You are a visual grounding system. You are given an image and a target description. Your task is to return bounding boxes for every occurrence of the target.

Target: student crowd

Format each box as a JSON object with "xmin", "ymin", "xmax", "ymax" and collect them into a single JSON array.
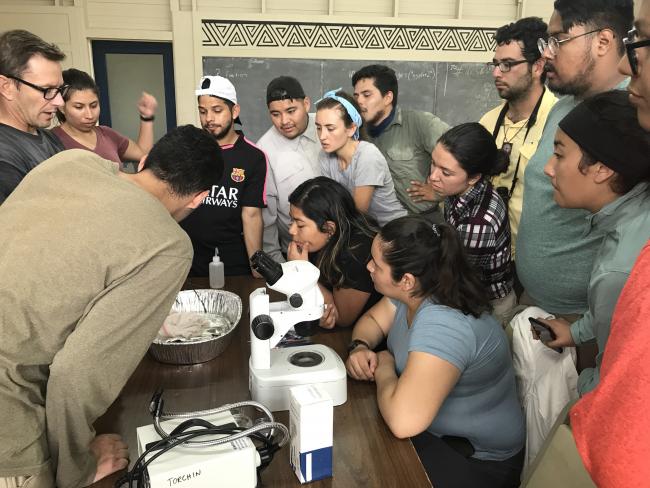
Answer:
[{"xmin": 1, "ymin": 0, "xmax": 649, "ymax": 486}]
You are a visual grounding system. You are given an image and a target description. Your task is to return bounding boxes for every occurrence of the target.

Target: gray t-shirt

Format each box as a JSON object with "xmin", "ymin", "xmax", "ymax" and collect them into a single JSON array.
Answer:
[
  {"xmin": 387, "ymin": 298, "xmax": 525, "ymax": 461},
  {"xmin": 0, "ymin": 123, "xmax": 63, "ymax": 204},
  {"xmin": 319, "ymin": 141, "xmax": 406, "ymax": 226}
]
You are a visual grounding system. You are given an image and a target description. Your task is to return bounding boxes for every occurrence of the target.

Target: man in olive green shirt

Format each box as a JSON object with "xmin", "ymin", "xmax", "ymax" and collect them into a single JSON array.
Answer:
[
  {"xmin": 0, "ymin": 126, "xmax": 223, "ymax": 487},
  {"xmin": 352, "ymin": 64, "xmax": 449, "ymax": 219}
]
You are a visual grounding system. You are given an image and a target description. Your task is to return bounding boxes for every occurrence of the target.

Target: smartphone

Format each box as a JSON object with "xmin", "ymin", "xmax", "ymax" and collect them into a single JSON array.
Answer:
[{"xmin": 529, "ymin": 317, "xmax": 563, "ymax": 353}]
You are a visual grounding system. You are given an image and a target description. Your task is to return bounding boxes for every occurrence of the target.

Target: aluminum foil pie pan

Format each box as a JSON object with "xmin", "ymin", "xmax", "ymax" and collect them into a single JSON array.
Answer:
[{"xmin": 149, "ymin": 289, "xmax": 242, "ymax": 365}]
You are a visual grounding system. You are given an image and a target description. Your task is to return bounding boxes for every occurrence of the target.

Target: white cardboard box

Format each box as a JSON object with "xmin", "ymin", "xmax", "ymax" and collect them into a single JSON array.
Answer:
[
  {"xmin": 136, "ymin": 411, "xmax": 259, "ymax": 488},
  {"xmin": 289, "ymin": 384, "xmax": 333, "ymax": 483}
]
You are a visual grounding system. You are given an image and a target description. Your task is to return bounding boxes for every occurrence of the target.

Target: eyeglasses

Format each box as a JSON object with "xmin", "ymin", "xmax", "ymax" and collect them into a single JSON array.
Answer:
[
  {"xmin": 624, "ymin": 28, "xmax": 650, "ymax": 75},
  {"xmin": 537, "ymin": 29, "xmax": 603, "ymax": 57},
  {"xmin": 6, "ymin": 75, "xmax": 69, "ymax": 100},
  {"xmin": 486, "ymin": 59, "xmax": 528, "ymax": 73}
]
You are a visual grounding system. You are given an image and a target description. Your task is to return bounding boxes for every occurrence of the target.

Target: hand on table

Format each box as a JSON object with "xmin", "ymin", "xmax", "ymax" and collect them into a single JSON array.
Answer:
[
  {"xmin": 320, "ymin": 302, "xmax": 339, "ymax": 329},
  {"xmin": 318, "ymin": 286, "xmax": 338, "ymax": 329},
  {"xmin": 346, "ymin": 346, "xmax": 377, "ymax": 381},
  {"xmin": 90, "ymin": 433, "xmax": 129, "ymax": 483}
]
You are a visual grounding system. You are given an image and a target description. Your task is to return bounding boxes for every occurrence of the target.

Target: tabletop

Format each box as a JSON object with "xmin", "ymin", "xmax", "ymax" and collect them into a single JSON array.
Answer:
[{"xmin": 93, "ymin": 275, "xmax": 431, "ymax": 487}]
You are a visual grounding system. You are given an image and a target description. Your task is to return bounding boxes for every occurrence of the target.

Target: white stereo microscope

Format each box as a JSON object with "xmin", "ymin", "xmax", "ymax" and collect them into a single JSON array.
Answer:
[{"xmin": 248, "ymin": 251, "xmax": 347, "ymax": 411}]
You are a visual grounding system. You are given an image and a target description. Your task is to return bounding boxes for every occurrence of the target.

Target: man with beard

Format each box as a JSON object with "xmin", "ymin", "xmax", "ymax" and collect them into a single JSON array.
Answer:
[
  {"xmin": 480, "ymin": 17, "xmax": 557, "ymax": 259},
  {"xmin": 257, "ymin": 76, "xmax": 320, "ymax": 262},
  {"xmin": 352, "ymin": 64, "xmax": 449, "ymax": 220},
  {"xmin": 181, "ymin": 75, "xmax": 267, "ymax": 277},
  {"xmin": 515, "ymin": 0, "xmax": 633, "ymax": 322}
]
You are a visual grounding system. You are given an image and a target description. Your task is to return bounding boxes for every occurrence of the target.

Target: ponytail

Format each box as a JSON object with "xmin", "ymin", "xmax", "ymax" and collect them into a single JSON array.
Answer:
[
  {"xmin": 437, "ymin": 122, "xmax": 507, "ymax": 178},
  {"xmin": 379, "ymin": 216, "xmax": 491, "ymax": 317}
]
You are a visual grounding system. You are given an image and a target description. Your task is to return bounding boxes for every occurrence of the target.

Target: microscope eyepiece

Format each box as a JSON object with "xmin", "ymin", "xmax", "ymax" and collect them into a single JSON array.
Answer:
[{"xmin": 250, "ymin": 250, "xmax": 283, "ymax": 285}]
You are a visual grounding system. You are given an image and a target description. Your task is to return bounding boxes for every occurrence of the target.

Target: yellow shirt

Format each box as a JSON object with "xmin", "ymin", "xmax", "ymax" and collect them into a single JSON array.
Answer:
[{"xmin": 479, "ymin": 88, "xmax": 557, "ymax": 259}]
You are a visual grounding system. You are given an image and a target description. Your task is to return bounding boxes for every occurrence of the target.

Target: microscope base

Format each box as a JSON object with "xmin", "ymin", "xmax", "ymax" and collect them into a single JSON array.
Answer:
[{"xmin": 250, "ymin": 344, "xmax": 347, "ymax": 411}]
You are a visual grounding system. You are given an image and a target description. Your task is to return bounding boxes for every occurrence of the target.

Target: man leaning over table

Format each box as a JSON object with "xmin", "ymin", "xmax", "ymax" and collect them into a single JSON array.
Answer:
[{"xmin": 0, "ymin": 125, "xmax": 223, "ymax": 487}]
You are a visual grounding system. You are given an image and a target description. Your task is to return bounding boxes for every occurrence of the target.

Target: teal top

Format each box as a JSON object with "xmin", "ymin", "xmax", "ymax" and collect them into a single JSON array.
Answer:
[
  {"xmin": 570, "ymin": 183, "xmax": 650, "ymax": 394},
  {"xmin": 516, "ymin": 82, "xmax": 628, "ymax": 314},
  {"xmin": 387, "ymin": 298, "xmax": 525, "ymax": 461}
]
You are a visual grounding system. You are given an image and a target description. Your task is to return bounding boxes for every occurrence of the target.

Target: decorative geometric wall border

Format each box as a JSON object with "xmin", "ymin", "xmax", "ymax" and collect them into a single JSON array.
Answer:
[{"xmin": 202, "ymin": 20, "xmax": 496, "ymax": 52}]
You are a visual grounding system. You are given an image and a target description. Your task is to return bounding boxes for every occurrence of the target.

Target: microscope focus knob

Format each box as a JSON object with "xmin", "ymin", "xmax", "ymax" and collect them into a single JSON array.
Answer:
[
  {"xmin": 289, "ymin": 293, "xmax": 303, "ymax": 308},
  {"xmin": 252, "ymin": 314, "xmax": 274, "ymax": 340}
]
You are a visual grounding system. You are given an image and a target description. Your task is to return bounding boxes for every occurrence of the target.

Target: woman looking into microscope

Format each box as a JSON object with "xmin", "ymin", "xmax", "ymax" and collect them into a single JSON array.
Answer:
[{"xmin": 287, "ymin": 176, "xmax": 381, "ymax": 328}]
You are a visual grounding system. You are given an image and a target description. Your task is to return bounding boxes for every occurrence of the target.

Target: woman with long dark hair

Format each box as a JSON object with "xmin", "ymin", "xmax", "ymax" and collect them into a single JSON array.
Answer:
[
  {"xmin": 346, "ymin": 216, "xmax": 524, "ymax": 487},
  {"xmin": 426, "ymin": 122, "xmax": 514, "ymax": 323},
  {"xmin": 288, "ymin": 176, "xmax": 381, "ymax": 328},
  {"xmin": 52, "ymin": 68, "xmax": 157, "ymax": 166}
]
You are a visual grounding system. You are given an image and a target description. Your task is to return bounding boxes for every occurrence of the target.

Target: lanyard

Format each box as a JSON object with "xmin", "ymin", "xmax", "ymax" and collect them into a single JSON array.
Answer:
[{"xmin": 492, "ymin": 87, "xmax": 546, "ymax": 198}]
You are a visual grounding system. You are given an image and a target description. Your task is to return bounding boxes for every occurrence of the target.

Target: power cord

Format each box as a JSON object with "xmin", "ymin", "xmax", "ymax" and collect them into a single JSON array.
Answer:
[{"xmin": 115, "ymin": 389, "xmax": 289, "ymax": 487}]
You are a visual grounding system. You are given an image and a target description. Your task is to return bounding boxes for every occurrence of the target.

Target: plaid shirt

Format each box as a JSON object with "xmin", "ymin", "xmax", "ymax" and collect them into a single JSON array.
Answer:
[{"xmin": 444, "ymin": 178, "xmax": 513, "ymax": 299}]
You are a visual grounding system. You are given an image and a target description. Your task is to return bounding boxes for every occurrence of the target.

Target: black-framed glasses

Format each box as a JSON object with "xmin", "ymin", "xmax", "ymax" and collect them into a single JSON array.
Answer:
[
  {"xmin": 486, "ymin": 59, "xmax": 528, "ymax": 73},
  {"xmin": 6, "ymin": 75, "xmax": 69, "ymax": 100},
  {"xmin": 537, "ymin": 29, "xmax": 603, "ymax": 57},
  {"xmin": 624, "ymin": 28, "xmax": 650, "ymax": 75}
]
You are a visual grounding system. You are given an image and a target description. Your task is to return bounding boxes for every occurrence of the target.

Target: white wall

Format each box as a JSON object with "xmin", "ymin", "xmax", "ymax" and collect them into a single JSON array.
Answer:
[
  {"xmin": 0, "ymin": 0, "xmax": 555, "ymax": 125},
  {"xmin": 105, "ymin": 53, "xmax": 168, "ymax": 141}
]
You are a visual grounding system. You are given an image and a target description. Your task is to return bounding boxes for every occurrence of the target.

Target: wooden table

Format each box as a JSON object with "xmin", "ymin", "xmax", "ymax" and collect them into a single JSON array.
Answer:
[{"xmin": 94, "ymin": 276, "xmax": 431, "ymax": 487}]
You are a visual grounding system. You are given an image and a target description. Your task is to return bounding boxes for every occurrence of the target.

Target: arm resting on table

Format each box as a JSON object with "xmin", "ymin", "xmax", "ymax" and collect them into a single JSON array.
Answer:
[{"xmin": 375, "ymin": 351, "xmax": 460, "ymax": 439}]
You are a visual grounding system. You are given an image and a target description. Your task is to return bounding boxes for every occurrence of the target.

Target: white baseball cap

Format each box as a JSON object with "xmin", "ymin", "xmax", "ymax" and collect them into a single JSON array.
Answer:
[{"xmin": 195, "ymin": 75, "xmax": 238, "ymax": 104}]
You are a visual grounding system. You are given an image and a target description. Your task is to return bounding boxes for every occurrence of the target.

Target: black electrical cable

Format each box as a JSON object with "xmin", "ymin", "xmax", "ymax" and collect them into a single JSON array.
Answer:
[
  {"xmin": 115, "ymin": 389, "xmax": 285, "ymax": 487},
  {"xmin": 117, "ymin": 427, "xmax": 237, "ymax": 487},
  {"xmin": 115, "ymin": 424, "xmax": 284, "ymax": 487}
]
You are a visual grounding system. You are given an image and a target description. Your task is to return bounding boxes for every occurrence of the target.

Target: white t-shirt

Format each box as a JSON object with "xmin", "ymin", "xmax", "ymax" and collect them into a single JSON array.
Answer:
[{"xmin": 257, "ymin": 113, "xmax": 320, "ymax": 261}]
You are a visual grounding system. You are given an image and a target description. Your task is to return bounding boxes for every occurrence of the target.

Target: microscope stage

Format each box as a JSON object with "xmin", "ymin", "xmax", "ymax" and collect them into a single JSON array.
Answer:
[{"xmin": 249, "ymin": 344, "xmax": 347, "ymax": 411}]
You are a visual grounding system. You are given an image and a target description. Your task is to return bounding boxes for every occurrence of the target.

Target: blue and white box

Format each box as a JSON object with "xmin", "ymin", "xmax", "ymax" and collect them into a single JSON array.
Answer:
[{"xmin": 289, "ymin": 384, "xmax": 333, "ymax": 483}]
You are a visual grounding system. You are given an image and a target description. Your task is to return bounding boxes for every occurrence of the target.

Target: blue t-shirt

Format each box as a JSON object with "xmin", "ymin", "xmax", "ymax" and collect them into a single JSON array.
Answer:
[{"xmin": 387, "ymin": 298, "xmax": 525, "ymax": 461}]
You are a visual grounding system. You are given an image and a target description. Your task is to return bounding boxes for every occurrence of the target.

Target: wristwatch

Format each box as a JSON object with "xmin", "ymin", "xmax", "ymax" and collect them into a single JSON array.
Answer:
[{"xmin": 347, "ymin": 338, "xmax": 370, "ymax": 354}]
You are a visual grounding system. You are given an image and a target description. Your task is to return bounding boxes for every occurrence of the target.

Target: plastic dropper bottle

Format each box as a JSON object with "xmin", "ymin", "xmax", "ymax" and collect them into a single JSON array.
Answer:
[{"xmin": 209, "ymin": 247, "xmax": 225, "ymax": 289}]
